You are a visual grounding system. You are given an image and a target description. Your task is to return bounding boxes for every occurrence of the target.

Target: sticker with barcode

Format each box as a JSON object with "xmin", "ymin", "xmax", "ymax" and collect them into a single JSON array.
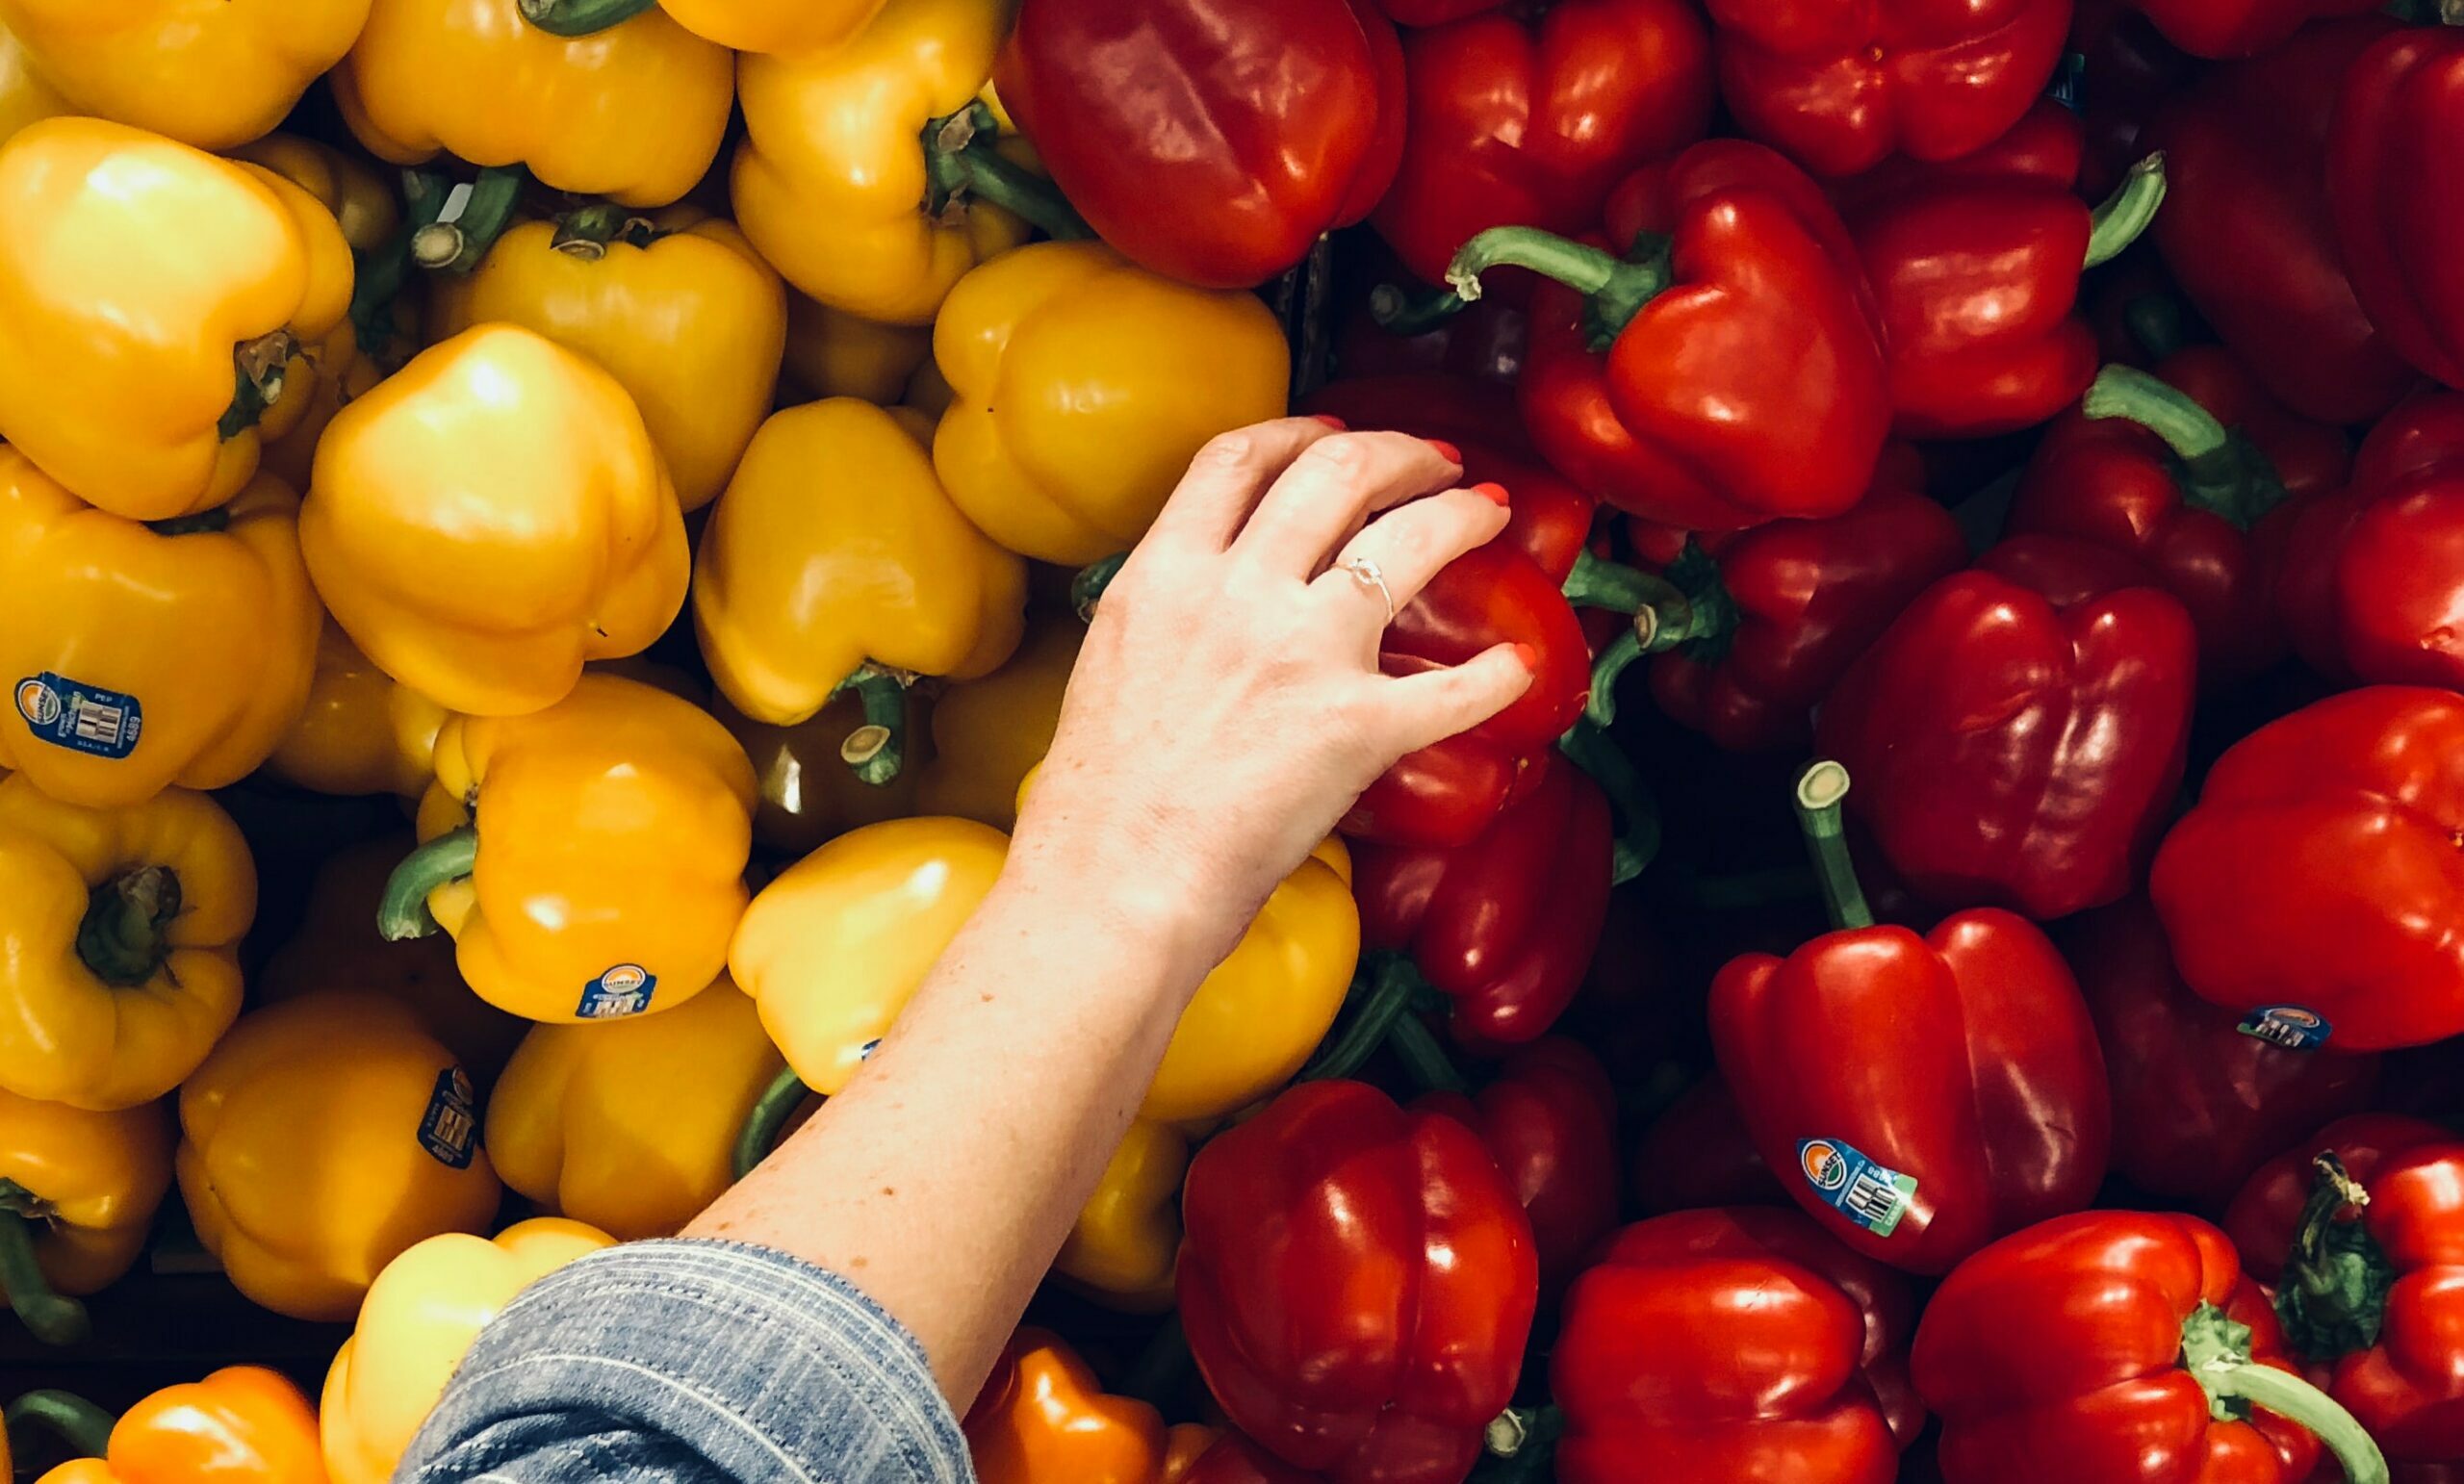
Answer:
[
  {"xmin": 1798, "ymin": 1137, "xmax": 1916, "ymax": 1238},
  {"xmin": 2237, "ymin": 1005, "xmax": 2330, "ymax": 1051},
  {"xmin": 577, "ymin": 962, "xmax": 656, "ymax": 1019},
  {"xmin": 418, "ymin": 1067, "xmax": 479, "ymax": 1168},
  {"xmin": 14, "ymin": 673, "xmax": 141, "ymax": 759}
]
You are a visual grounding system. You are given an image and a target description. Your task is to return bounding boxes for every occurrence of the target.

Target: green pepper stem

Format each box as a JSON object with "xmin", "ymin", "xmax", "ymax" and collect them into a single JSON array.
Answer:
[
  {"xmin": 1560, "ymin": 549, "xmax": 1657, "ymax": 614},
  {"xmin": 2083, "ymin": 152, "xmax": 2168, "ymax": 269},
  {"xmin": 1471, "ymin": 1406, "xmax": 1564, "ymax": 1484},
  {"xmin": 732, "ymin": 1065, "xmax": 812, "ymax": 1182},
  {"xmin": 1585, "ymin": 629, "xmax": 1641, "ymax": 729},
  {"xmin": 550, "ymin": 202, "xmax": 639, "ymax": 259},
  {"xmin": 1386, "ymin": 1012, "xmax": 1468, "ymax": 1095},
  {"xmin": 1446, "ymin": 227, "xmax": 1671, "ymax": 341},
  {"xmin": 1071, "ymin": 551, "xmax": 1129, "ymax": 623},
  {"xmin": 1560, "ymin": 721, "xmax": 1658, "ymax": 885},
  {"xmin": 2179, "ymin": 1301, "xmax": 2386, "ymax": 1484},
  {"xmin": 0, "ymin": 1188, "xmax": 90, "ymax": 1348},
  {"xmin": 218, "ymin": 331, "xmax": 298, "ymax": 441},
  {"xmin": 1298, "ymin": 956, "xmax": 1424, "ymax": 1083},
  {"xmin": 5, "ymin": 1388, "xmax": 116, "ymax": 1458},
  {"xmin": 1369, "ymin": 282, "xmax": 1471, "ymax": 338},
  {"xmin": 2080, "ymin": 365, "xmax": 2286, "ymax": 531},
  {"xmin": 1793, "ymin": 760, "xmax": 1874, "ymax": 931},
  {"xmin": 74, "ymin": 866, "xmax": 179, "ymax": 987},
  {"xmin": 923, "ymin": 104, "xmax": 1091, "ymax": 243},
  {"xmin": 408, "ymin": 167, "xmax": 526, "ymax": 275},
  {"xmin": 517, "ymin": 0, "xmax": 658, "ymax": 36},
  {"xmin": 144, "ymin": 507, "xmax": 232, "ymax": 537},
  {"xmin": 831, "ymin": 666, "xmax": 913, "ymax": 787},
  {"xmin": 378, "ymin": 826, "xmax": 477, "ymax": 941}
]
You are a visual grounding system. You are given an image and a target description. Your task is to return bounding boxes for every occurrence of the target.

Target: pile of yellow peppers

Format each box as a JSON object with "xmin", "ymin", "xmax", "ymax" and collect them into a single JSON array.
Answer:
[{"xmin": 0, "ymin": 0, "xmax": 1342, "ymax": 1468}]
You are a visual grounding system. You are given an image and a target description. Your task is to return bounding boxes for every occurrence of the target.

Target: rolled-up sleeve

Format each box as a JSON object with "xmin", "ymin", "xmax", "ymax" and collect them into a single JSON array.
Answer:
[{"xmin": 400, "ymin": 1240, "xmax": 970, "ymax": 1484}]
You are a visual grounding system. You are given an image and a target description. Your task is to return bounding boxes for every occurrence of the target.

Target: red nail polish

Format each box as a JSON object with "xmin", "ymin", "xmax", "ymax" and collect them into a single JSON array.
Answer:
[
  {"xmin": 1425, "ymin": 438, "xmax": 1463, "ymax": 464},
  {"xmin": 1308, "ymin": 414, "xmax": 1348, "ymax": 429},
  {"xmin": 1470, "ymin": 481, "xmax": 1510, "ymax": 507},
  {"xmin": 1511, "ymin": 643, "xmax": 1537, "ymax": 672}
]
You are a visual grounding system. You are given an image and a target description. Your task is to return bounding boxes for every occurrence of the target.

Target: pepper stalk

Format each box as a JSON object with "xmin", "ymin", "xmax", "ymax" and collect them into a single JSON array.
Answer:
[
  {"xmin": 0, "ymin": 1185, "xmax": 89, "ymax": 1347},
  {"xmin": 1793, "ymin": 759, "xmax": 1875, "ymax": 932},
  {"xmin": 5, "ymin": 1389, "xmax": 116, "ymax": 1459},
  {"xmin": 2178, "ymin": 1301, "xmax": 2387, "ymax": 1484},
  {"xmin": 2079, "ymin": 365, "xmax": 2290, "ymax": 531}
]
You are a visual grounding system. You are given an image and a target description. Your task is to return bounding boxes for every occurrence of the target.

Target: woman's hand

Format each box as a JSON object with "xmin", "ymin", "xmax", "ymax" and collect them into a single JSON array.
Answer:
[{"xmin": 1014, "ymin": 416, "xmax": 1534, "ymax": 967}]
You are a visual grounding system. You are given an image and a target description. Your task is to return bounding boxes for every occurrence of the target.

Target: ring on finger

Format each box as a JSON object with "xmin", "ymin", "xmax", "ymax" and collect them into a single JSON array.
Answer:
[{"xmin": 1343, "ymin": 556, "xmax": 1396, "ymax": 625}]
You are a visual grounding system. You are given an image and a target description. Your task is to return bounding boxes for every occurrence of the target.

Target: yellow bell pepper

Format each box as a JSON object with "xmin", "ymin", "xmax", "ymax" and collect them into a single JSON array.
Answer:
[
  {"xmin": 1054, "ymin": 1119, "xmax": 1184, "ymax": 1313},
  {"xmin": 0, "ymin": 451, "xmax": 320, "ymax": 809},
  {"xmin": 336, "ymin": 0, "xmax": 731, "ymax": 208},
  {"xmin": 518, "ymin": 0, "xmax": 886, "ymax": 57},
  {"xmin": 229, "ymin": 134, "xmax": 403, "ymax": 256},
  {"xmin": 0, "ymin": 778, "xmax": 253, "ymax": 1112},
  {"xmin": 487, "ymin": 976, "xmax": 783, "ymax": 1240},
  {"xmin": 694, "ymin": 397, "xmax": 1025, "ymax": 784},
  {"xmin": 783, "ymin": 294, "xmax": 935, "ymax": 406},
  {"xmin": 913, "ymin": 615, "xmax": 1080, "ymax": 832},
  {"xmin": 260, "ymin": 836, "xmax": 526, "ymax": 1084},
  {"xmin": 0, "ymin": 17, "xmax": 67, "ymax": 150},
  {"xmin": 0, "ymin": 0, "xmax": 368, "ymax": 151},
  {"xmin": 298, "ymin": 322, "xmax": 690, "ymax": 718},
  {"xmin": 717, "ymin": 689, "xmax": 924, "ymax": 858},
  {"xmin": 177, "ymin": 989, "xmax": 502, "ymax": 1321},
  {"xmin": 732, "ymin": 0, "xmax": 1063, "ymax": 325},
  {"xmin": 385, "ymin": 673, "xmax": 757, "ymax": 1025},
  {"xmin": 429, "ymin": 207, "xmax": 786, "ymax": 513},
  {"xmin": 263, "ymin": 623, "xmax": 448, "ymax": 799},
  {"xmin": 0, "ymin": 1089, "xmax": 173, "ymax": 1345},
  {"xmin": 258, "ymin": 304, "xmax": 410, "ymax": 495},
  {"xmin": 0, "ymin": 118, "xmax": 354, "ymax": 523},
  {"xmin": 934, "ymin": 240, "xmax": 1292, "ymax": 564},
  {"xmin": 321, "ymin": 1216, "xmax": 615, "ymax": 1484}
]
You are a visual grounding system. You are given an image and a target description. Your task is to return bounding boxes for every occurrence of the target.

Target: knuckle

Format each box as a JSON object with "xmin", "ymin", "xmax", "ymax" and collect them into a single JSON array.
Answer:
[{"xmin": 1191, "ymin": 430, "xmax": 1259, "ymax": 472}]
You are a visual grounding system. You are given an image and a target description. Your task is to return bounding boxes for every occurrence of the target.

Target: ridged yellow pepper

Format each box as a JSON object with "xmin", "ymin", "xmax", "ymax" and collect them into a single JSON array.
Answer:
[
  {"xmin": 934, "ymin": 240, "xmax": 1292, "ymax": 564},
  {"xmin": 1054, "ymin": 1119, "xmax": 1184, "ymax": 1313},
  {"xmin": 258, "ymin": 310, "xmax": 404, "ymax": 495},
  {"xmin": 717, "ymin": 690, "xmax": 924, "ymax": 858},
  {"xmin": 0, "ymin": 1089, "xmax": 173, "ymax": 1346},
  {"xmin": 321, "ymin": 1216, "xmax": 615, "ymax": 1484},
  {"xmin": 0, "ymin": 18, "xmax": 67, "ymax": 150},
  {"xmin": 0, "ymin": 779, "xmax": 252, "ymax": 1112},
  {"xmin": 517, "ymin": 0, "xmax": 886, "ymax": 57},
  {"xmin": 263, "ymin": 624, "xmax": 448, "ymax": 799},
  {"xmin": 299, "ymin": 322, "xmax": 689, "ymax": 718},
  {"xmin": 694, "ymin": 397, "xmax": 1025, "ymax": 784},
  {"xmin": 177, "ymin": 990, "xmax": 502, "ymax": 1321},
  {"xmin": 0, "ymin": 0, "xmax": 369, "ymax": 151},
  {"xmin": 732, "ymin": 0, "xmax": 1047, "ymax": 324},
  {"xmin": 0, "ymin": 118, "xmax": 354, "ymax": 523},
  {"xmin": 783, "ymin": 294, "xmax": 935, "ymax": 405},
  {"xmin": 229, "ymin": 134, "xmax": 403, "ymax": 255},
  {"xmin": 913, "ymin": 615, "xmax": 1079, "ymax": 832},
  {"xmin": 0, "ymin": 452, "xmax": 319, "ymax": 809},
  {"xmin": 386, "ymin": 673, "xmax": 757, "ymax": 1025},
  {"xmin": 430, "ymin": 207, "xmax": 786, "ymax": 512},
  {"xmin": 336, "ymin": 0, "xmax": 730, "ymax": 208}
]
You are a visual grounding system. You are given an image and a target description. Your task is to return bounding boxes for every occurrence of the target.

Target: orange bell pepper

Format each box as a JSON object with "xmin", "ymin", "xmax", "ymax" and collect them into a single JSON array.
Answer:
[
  {"xmin": 5, "ymin": 1367, "xmax": 325, "ymax": 1484},
  {"xmin": 965, "ymin": 1328, "xmax": 1220, "ymax": 1484}
]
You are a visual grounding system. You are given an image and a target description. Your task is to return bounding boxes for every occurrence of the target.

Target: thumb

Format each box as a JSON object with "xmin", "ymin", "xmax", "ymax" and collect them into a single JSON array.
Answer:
[{"xmin": 1376, "ymin": 644, "xmax": 1537, "ymax": 757}]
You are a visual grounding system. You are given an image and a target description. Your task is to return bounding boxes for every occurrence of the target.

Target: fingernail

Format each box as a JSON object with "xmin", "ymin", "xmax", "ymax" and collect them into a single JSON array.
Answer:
[
  {"xmin": 1425, "ymin": 438, "xmax": 1462, "ymax": 464},
  {"xmin": 1511, "ymin": 643, "xmax": 1537, "ymax": 673},
  {"xmin": 1470, "ymin": 481, "xmax": 1510, "ymax": 507},
  {"xmin": 1308, "ymin": 414, "xmax": 1348, "ymax": 429}
]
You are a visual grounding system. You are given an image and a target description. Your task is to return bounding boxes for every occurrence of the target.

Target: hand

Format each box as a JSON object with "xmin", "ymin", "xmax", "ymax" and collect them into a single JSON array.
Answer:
[{"xmin": 1013, "ymin": 416, "xmax": 1534, "ymax": 967}]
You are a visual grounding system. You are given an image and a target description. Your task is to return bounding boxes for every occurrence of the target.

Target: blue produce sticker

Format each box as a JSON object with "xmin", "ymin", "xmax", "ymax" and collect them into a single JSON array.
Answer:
[
  {"xmin": 14, "ymin": 673, "xmax": 141, "ymax": 758},
  {"xmin": 418, "ymin": 1067, "xmax": 479, "ymax": 1169},
  {"xmin": 577, "ymin": 963, "xmax": 656, "ymax": 1019},
  {"xmin": 2238, "ymin": 1005, "xmax": 2331, "ymax": 1052},
  {"xmin": 1798, "ymin": 1138, "xmax": 1917, "ymax": 1239}
]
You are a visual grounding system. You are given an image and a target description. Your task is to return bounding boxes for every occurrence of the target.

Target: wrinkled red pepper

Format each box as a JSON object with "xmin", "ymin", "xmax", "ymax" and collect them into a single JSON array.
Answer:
[
  {"xmin": 2332, "ymin": 26, "xmax": 2464, "ymax": 392},
  {"xmin": 2066, "ymin": 895, "xmax": 2380, "ymax": 1208},
  {"xmin": 2151, "ymin": 685, "xmax": 2464, "ymax": 1054},
  {"xmin": 1814, "ymin": 537, "xmax": 2196, "ymax": 921},
  {"xmin": 1413, "ymin": 1037, "xmax": 1620, "ymax": 1290},
  {"xmin": 2128, "ymin": 0, "xmax": 2383, "ymax": 59},
  {"xmin": 1550, "ymin": 1208, "xmax": 1921, "ymax": 1484},
  {"xmin": 1179, "ymin": 1079, "xmax": 1538, "ymax": 1484},
  {"xmin": 1708, "ymin": 762, "xmax": 2111, "ymax": 1275},
  {"xmin": 1371, "ymin": 0, "xmax": 1713, "ymax": 287},
  {"xmin": 2274, "ymin": 393, "xmax": 2464, "ymax": 687},
  {"xmin": 1703, "ymin": 0, "xmax": 2073, "ymax": 178},
  {"xmin": 2149, "ymin": 17, "xmax": 2417, "ymax": 424},
  {"xmin": 996, "ymin": 0, "xmax": 1406, "ymax": 289},
  {"xmin": 1912, "ymin": 1211, "xmax": 2378, "ymax": 1484},
  {"xmin": 1452, "ymin": 140, "xmax": 1890, "ymax": 531},
  {"xmin": 1631, "ymin": 1073, "xmax": 1783, "ymax": 1215}
]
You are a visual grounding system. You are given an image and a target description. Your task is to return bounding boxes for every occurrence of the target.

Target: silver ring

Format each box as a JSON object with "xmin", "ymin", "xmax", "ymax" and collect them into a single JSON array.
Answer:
[{"xmin": 1343, "ymin": 556, "xmax": 1395, "ymax": 624}]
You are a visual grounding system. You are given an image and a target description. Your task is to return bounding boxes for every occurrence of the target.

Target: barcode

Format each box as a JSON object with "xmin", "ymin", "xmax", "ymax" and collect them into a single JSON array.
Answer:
[
  {"xmin": 1844, "ymin": 1168, "xmax": 1905, "ymax": 1226},
  {"xmin": 71, "ymin": 699, "xmax": 125, "ymax": 746}
]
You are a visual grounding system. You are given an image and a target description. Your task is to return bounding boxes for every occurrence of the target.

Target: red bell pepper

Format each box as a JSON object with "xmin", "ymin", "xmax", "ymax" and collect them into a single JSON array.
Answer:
[
  {"xmin": 2128, "ymin": 0, "xmax": 2384, "ymax": 59},
  {"xmin": 2066, "ymin": 894, "xmax": 2380, "ymax": 1208},
  {"xmin": 2148, "ymin": 17, "xmax": 2418, "ymax": 425},
  {"xmin": 1451, "ymin": 140, "xmax": 1890, "ymax": 531},
  {"xmin": 1548, "ymin": 1208, "xmax": 1921, "ymax": 1484},
  {"xmin": 1413, "ymin": 1037, "xmax": 1620, "ymax": 1291},
  {"xmin": 2331, "ymin": 26, "xmax": 2464, "ymax": 392},
  {"xmin": 1631, "ymin": 1073, "xmax": 1784, "ymax": 1215},
  {"xmin": 1828, "ymin": 95, "xmax": 2085, "ymax": 214},
  {"xmin": 2071, "ymin": 1, "xmax": 2196, "ymax": 197},
  {"xmin": 1178, "ymin": 1078, "xmax": 1538, "ymax": 1484},
  {"xmin": 1814, "ymin": 537, "xmax": 2196, "ymax": 921},
  {"xmin": 1370, "ymin": 0, "xmax": 1713, "ymax": 287},
  {"xmin": 1708, "ymin": 762, "xmax": 2111, "ymax": 1276},
  {"xmin": 1178, "ymin": 1433, "xmax": 1327, "ymax": 1483},
  {"xmin": 1912, "ymin": 1211, "xmax": 2383, "ymax": 1484},
  {"xmin": 2150, "ymin": 685, "xmax": 2464, "ymax": 1053},
  {"xmin": 995, "ymin": 0, "xmax": 1406, "ymax": 289},
  {"xmin": 1374, "ymin": 0, "xmax": 1501, "ymax": 22},
  {"xmin": 1703, "ymin": 0, "xmax": 2073, "ymax": 178},
  {"xmin": 2006, "ymin": 354, "xmax": 2348, "ymax": 688}
]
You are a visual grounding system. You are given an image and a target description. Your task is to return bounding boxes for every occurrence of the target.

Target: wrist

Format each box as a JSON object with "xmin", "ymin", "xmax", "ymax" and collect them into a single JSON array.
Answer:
[{"xmin": 999, "ymin": 810, "xmax": 1252, "ymax": 990}]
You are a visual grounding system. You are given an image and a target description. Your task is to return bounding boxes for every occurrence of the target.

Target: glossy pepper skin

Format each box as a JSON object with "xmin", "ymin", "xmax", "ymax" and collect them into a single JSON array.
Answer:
[
  {"xmin": 0, "ymin": 453, "xmax": 319, "ymax": 808},
  {"xmin": 1414, "ymin": 1038, "xmax": 1620, "ymax": 1290},
  {"xmin": 337, "ymin": 0, "xmax": 728, "ymax": 207},
  {"xmin": 1553, "ymin": 1207, "xmax": 1919, "ymax": 1483},
  {"xmin": 1178, "ymin": 1079, "xmax": 1538, "ymax": 1484},
  {"xmin": 1706, "ymin": 0, "xmax": 2073, "ymax": 178},
  {"xmin": 651, "ymin": 0, "xmax": 887, "ymax": 53},
  {"xmin": 321, "ymin": 1217, "xmax": 616, "ymax": 1484},
  {"xmin": 0, "ymin": 779, "xmax": 253, "ymax": 1112},
  {"xmin": 2129, "ymin": 0, "xmax": 2381, "ymax": 58},
  {"xmin": 1815, "ymin": 540, "xmax": 2197, "ymax": 921},
  {"xmin": 300, "ymin": 323, "xmax": 690, "ymax": 718},
  {"xmin": 913, "ymin": 617, "xmax": 1082, "ymax": 832},
  {"xmin": 0, "ymin": 1090, "xmax": 172, "ymax": 1346},
  {"xmin": 783, "ymin": 296, "xmax": 935, "ymax": 405},
  {"xmin": 2277, "ymin": 396, "xmax": 2464, "ymax": 691},
  {"xmin": 1370, "ymin": 0, "xmax": 1713, "ymax": 287},
  {"xmin": 264, "ymin": 626, "xmax": 449, "ymax": 799},
  {"xmin": 964, "ymin": 1329, "xmax": 1218, "ymax": 1484},
  {"xmin": 934, "ymin": 240, "xmax": 1292, "ymax": 565},
  {"xmin": 0, "ymin": 18, "xmax": 67, "ymax": 148},
  {"xmin": 2149, "ymin": 19, "xmax": 2417, "ymax": 425},
  {"xmin": 1055, "ymin": 1120, "xmax": 1188, "ymax": 1311},
  {"xmin": 21, "ymin": 1368, "xmax": 328, "ymax": 1484},
  {"xmin": 0, "ymin": 118, "xmax": 353, "ymax": 523},
  {"xmin": 1473, "ymin": 140, "xmax": 1891, "ymax": 531},
  {"xmin": 997, "ymin": 0, "xmax": 1405, "ymax": 289},
  {"xmin": 0, "ymin": 0, "xmax": 367, "ymax": 150},
  {"xmin": 178, "ymin": 991, "xmax": 502, "ymax": 1322},
  {"xmin": 2331, "ymin": 28, "xmax": 2464, "ymax": 392},
  {"xmin": 393, "ymin": 673, "xmax": 757, "ymax": 1025},
  {"xmin": 2150, "ymin": 686, "xmax": 2464, "ymax": 1053}
]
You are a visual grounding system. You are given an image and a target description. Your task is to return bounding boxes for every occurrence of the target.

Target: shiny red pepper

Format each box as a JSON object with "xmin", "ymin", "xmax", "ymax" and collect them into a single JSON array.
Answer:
[
  {"xmin": 1178, "ymin": 1078, "xmax": 1538, "ymax": 1484},
  {"xmin": 1709, "ymin": 762, "xmax": 2111, "ymax": 1276},
  {"xmin": 1829, "ymin": 95, "xmax": 2085, "ymax": 213},
  {"xmin": 2151, "ymin": 685, "xmax": 2464, "ymax": 1054},
  {"xmin": 1178, "ymin": 1433, "xmax": 1327, "ymax": 1483},
  {"xmin": 996, "ymin": 0, "xmax": 1406, "ymax": 289},
  {"xmin": 2274, "ymin": 394, "xmax": 2464, "ymax": 687},
  {"xmin": 1631, "ymin": 1073, "xmax": 1784, "ymax": 1215},
  {"xmin": 2128, "ymin": 0, "xmax": 2383, "ymax": 58},
  {"xmin": 1814, "ymin": 538, "xmax": 2197, "ymax": 921},
  {"xmin": 1912, "ymin": 1211, "xmax": 2378, "ymax": 1484},
  {"xmin": 2331, "ymin": 26, "xmax": 2464, "ymax": 392},
  {"xmin": 1454, "ymin": 140, "xmax": 1890, "ymax": 531},
  {"xmin": 2149, "ymin": 17, "xmax": 2418, "ymax": 425},
  {"xmin": 1413, "ymin": 1037, "xmax": 1620, "ymax": 1291},
  {"xmin": 1550, "ymin": 1207, "xmax": 1921, "ymax": 1484},
  {"xmin": 1370, "ymin": 0, "xmax": 1712, "ymax": 287},
  {"xmin": 2067, "ymin": 895, "xmax": 2380, "ymax": 1209},
  {"xmin": 1703, "ymin": 0, "xmax": 2073, "ymax": 178}
]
